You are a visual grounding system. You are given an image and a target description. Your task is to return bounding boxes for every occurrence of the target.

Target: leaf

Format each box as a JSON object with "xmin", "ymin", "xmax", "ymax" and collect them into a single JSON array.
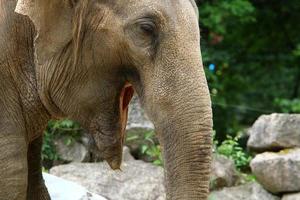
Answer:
[{"xmin": 141, "ymin": 145, "xmax": 148, "ymax": 154}]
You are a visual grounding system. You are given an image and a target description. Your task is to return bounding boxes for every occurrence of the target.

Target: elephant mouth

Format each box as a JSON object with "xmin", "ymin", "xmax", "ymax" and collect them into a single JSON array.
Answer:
[
  {"xmin": 119, "ymin": 82, "xmax": 134, "ymax": 136},
  {"xmin": 88, "ymin": 82, "xmax": 134, "ymax": 170},
  {"xmin": 107, "ymin": 82, "xmax": 134, "ymax": 169}
]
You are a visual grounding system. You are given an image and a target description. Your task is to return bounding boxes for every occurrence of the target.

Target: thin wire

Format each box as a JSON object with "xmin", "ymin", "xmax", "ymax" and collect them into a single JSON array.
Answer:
[
  {"xmin": 210, "ymin": 93, "xmax": 276, "ymax": 114},
  {"xmin": 212, "ymin": 102, "xmax": 275, "ymax": 114}
]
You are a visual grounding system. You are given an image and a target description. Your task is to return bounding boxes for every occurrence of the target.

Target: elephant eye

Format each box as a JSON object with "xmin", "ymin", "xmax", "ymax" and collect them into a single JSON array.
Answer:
[
  {"xmin": 125, "ymin": 16, "xmax": 159, "ymax": 51},
  {"xmin": 136, "ymin": 18, "xmax": 158, "ymax": 38},
  {"xmin": 139, "ymin": 21, "xmax": 156, "ymax": 36}
]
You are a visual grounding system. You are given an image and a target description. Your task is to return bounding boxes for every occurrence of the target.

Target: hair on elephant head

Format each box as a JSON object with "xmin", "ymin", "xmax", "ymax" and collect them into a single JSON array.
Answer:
[{"xmin": 16, "ymin": 0, "xmax": 212, "ymax": 199}]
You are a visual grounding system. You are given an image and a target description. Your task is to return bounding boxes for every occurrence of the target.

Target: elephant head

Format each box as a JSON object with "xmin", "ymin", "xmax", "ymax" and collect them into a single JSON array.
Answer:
[{"xmin": 16, "ymin": 0, "xmax": 213, "ymax": 199}]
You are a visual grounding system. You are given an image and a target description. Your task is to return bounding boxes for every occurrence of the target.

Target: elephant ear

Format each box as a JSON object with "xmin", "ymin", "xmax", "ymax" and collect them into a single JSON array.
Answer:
[{"xmin": 15, "ymin": 0, "xmax": 75, "ymax": 65}]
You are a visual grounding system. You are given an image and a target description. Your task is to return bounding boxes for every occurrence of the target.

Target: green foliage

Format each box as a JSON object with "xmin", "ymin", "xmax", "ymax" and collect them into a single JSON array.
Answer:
[
  {"xmin": 141, "ymin": 144, "xmax": 163, "ymax": 166},
  {"xmin": 293, "ymin": 44, "xmax": 300, "ymax": 57},
  {"xmin": 42, "ymin": 119, "xmax": 83, "ymax": 164},
  {"xmin": 42, "ymin": 129, "xmax": 59, "ymax": 161},
  {"xmin": 126, "ymin": 130, "xmax": 163, "ymax": 166},
  {"xmin": 275, "ymin": 98, "xmax": 300, "ymax": 113},
  {"xmin": 215, "ymin": 134, "xmax": 252, "ymax": 171},
  {"xmin": 198, "ymin": 0, "xmax": 300, "ymax": 141},
  {"xmin": 138, "ymin": 131, "xmax": 163, "ymax": 166},
  {"xmin": 48, "ymin": 119, "xmax": 82, "ymax": 145},
  {"xmin": 241, "ymin": 173, "xmax": 256, "ymax": 183},
  {"xmin": 200, "ymin": 0, "xmax": 255, "ymax": 35}
]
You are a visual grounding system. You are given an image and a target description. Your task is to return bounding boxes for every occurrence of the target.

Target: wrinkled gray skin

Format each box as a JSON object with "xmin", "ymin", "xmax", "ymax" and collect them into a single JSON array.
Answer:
[{"xmin": 0, "ymin": 0, "xmax": 212, "ymax": 199}]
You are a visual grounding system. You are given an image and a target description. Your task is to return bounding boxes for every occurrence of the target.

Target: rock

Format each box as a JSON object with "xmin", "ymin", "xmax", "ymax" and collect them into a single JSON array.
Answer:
[
  {"xmin": 125, "ymin": 96, "xmax": 156, "ymax": 160},
  {"xmin": 54, "ymin": 136, "xmax": 90, "ymax": 162},
  {"xmin": 250, "ymin": 148, "xmax": 300, "ymax": 193},
  {"xmin": 247, "ymin": 114, "xmax": 300, "ymax": 152},
  {"xmin": 43, "ymin": 173, "xmax": 107, "ymax": 200},
  {"xmin": 127, "ymin": 95, "xmax": 154, "ymax": 130},
  {"xmin": 282, "ymin": 193, "xmax": 300, "ymax": 200},
  {"xmin": 50, "ymin": 148, "xmax": 165, "ymax": 200},
  {"xmin": 122, "ymin": 146, "xmax": 135, "ymax": 162},
  {"xmin": 210, "ymin": 154, "xmax": 239, "ymax": 190},
  {"xmin": 209, "ymin": 182, "xmax": 280, "ymax": 200}
]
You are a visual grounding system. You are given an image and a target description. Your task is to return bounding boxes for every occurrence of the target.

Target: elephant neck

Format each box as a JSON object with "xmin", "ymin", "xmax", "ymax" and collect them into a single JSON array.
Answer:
[{"xmin": 35, "ymin": 43, "xmax": 78, "ymax": 120}]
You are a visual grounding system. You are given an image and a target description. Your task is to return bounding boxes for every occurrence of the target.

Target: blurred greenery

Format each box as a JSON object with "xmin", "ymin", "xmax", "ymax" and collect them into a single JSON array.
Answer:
[
  {"xmin": 139, "ymin": 131, "xmax": 163, "ymax": 166},
  {"xmin": 42, "ymin": 119, "xmax": 83, "ymax": 168},
  {"xmin": 213, "ymin": 132, "xmax": 252, "ymax": 171},
  {"xmin": 126, "ymin": 130, "xmax": 163, "ymax": 166},
  {"xmin": 198, "ymin": 0, "xmax": 300, "ymax": 141}
]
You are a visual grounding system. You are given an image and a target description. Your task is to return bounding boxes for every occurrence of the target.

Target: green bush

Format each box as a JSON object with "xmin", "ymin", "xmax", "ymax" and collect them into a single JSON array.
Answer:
[
  {"xmin": 140, "ymin": 131, "xmax": 163, "ymax": 166},
  {"xmin": 42, "ymin": 119, "xmax": 83, "ymax": 167},
  {"xmin": 274, "ymin": 98, "xmax": 300, "ymax": 113},
  {"xmin": 127, "ymin": 130, "xmax": 163, "ymax": 166},
  {"xmin": 215, "ymin": 134, "xmax": 252, "ymax": 171},
  {"xmin": 42, "ymin": 128, "xmax": 59, "ymax": 162}
]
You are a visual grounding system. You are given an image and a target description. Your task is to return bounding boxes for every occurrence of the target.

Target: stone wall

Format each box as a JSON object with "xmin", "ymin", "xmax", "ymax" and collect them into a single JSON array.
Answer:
[
  {"xmin": 248, "ymin": 114, "xmax": 300, "ymax": 199},
  {"xmin": 47, "ymin": 99, "xmax": 300, "ymax": 199}
]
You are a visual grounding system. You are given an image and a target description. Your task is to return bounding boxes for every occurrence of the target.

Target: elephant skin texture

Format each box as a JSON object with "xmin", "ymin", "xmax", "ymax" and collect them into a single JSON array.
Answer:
[{"xmin": 0, "ymin": 0, "xmax": 213, "ymax": 199}]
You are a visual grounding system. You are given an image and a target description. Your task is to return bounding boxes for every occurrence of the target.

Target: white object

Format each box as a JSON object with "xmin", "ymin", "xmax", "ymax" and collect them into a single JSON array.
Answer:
[{"xmin": 43, "ymin": 173, "xmax": 107, "ymax": 200}]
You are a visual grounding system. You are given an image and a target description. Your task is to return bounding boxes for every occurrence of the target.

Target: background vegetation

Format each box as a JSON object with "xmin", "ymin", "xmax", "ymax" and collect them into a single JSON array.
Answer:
[{"xmin": 199, "ymin": 0, "xmax": 300, "ymax": 142}]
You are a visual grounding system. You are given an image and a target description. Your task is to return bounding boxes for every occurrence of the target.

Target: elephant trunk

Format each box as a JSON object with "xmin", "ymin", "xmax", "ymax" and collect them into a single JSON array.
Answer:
[
  {"xmin": 145, "ymin": 54, "xmax": 213, "ymax": 199},
  {"xmin": 161, "ymin": 108, "xmax": 212, "ymax": 199},
  {"xmin": 160, "ymin": 79, "xmax": 212, "ymax": 199}
]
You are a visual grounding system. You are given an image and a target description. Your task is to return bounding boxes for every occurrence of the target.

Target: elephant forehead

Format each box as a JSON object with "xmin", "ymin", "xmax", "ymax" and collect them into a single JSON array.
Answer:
[{"xmin": 116, "ymin": 0, "xmax": 197, "ymax": 17}]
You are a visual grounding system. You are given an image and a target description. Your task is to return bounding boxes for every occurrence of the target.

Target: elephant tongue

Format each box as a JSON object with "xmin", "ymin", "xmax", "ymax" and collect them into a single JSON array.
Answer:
[{"xmin": 107, "ymin": 82, "xmax": 134, "ymax": 170}]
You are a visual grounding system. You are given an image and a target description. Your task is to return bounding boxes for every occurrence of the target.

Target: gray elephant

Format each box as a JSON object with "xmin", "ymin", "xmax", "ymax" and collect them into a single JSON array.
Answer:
[{"xmin": 0, "ymin": 0, "xmax": 213, "ymax": 199}]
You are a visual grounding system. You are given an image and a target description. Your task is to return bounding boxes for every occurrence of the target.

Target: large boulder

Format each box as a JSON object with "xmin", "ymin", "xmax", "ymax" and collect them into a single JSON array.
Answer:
[
  {"xmin": 247, "ymin": 114, "xmax": 300, "ymax": 152},
  {"xmin": 43, "ymin": 173, "xmax": 107, "ymax": 200},
  {"xmin": 209, "ymin": 182, "xmax": 280, "ymax": 200},
  {"xmin": 210, "ymin": 154, "xmax": 239, "ymax": 190},
  {"xmin": 50, "ymin": 147, "xmax": 165, "ymax": 200},
  {"xmin": 250, "ymin": 148, "xmax": 300, "ymax": 193},
  {"xmin": 282, "ymin": 193, "xmax": 300, "ymax": 200}
]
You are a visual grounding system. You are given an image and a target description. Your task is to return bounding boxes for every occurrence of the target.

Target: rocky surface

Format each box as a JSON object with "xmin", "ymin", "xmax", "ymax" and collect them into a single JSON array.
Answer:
[
  {"xmin": 50, "ymin": 147, "xmax": 165, "ymax": 200},
  {"xmin": 250, "ymin": 148, "xmax": 300, "ymax": 193},
  {"xmin": 282, "ymin": 192, "xmax": 300, "ymax": 200},
  {"xmin": 247, "ymin": 114, "xmax": 300, "ymax": 152},
  {"xmin": 43, "ymin": 173, "xmax": 107, "ymax": 200},
  {"xmin": 54, "ymin": 136, "xmax": 90, "ymax": 162},
  {"xmin": 210, "ymin": 154, "xmax": 239, "ymax": 190},
  {"xmin": 209, "ymin": 182, "xmax": 280, "ymax": 200}
]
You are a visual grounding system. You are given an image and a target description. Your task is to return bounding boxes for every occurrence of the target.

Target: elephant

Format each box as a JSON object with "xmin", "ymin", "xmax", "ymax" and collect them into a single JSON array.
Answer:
[{"xmin": 0, "ymin": 0, "xmax": 213, "ymax": 199}]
